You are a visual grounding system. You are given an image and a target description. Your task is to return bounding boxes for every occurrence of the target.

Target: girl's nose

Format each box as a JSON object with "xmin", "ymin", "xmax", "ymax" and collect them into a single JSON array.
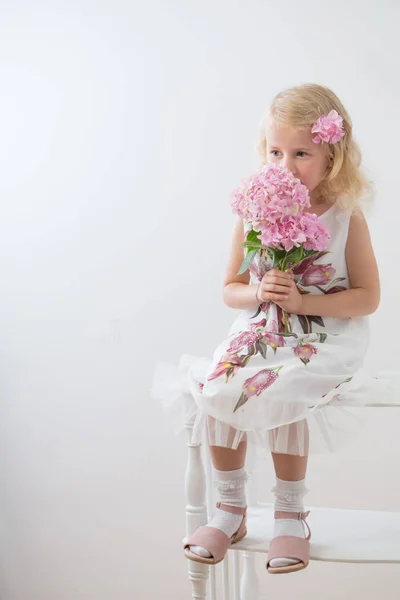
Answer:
[{"xmin": 282, "ymin": 156, "xmax": 297, "ymax": 174}]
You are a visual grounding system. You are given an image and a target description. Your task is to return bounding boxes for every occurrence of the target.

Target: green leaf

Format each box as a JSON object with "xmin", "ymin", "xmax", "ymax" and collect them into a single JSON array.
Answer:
[
  {"xmin": 246, "ymin": 229, "xmax": 262, "ymax": 244},
  {"xmin": 335, "ymin": 376, "xmax": 353, "ymax": 389},
  {"xmin": 257, "ymin": 341, "xmax": 267, "ymax": 359},
  {"xmin": 312, "ymin": 315, "xmax": 325, "ymax": 327},
  {"xmin": 250, "ymin": 306, "xmax": 262, "ymax": 319},
  {"xmin": 242, "ymin": 240, "xmax": 264, "ymax": 250},
  {"xmin": 298, "ymin": 315, "xmax": 312, "ymax": 334},
  {"xmin": 289, "ymin": 246, "xmax": 304, "ymax": 262},
  {"xmin": 269, "ymin": 247, "xmax": 286, "ymax": 267},
  {"xmin": 237, "ymin": 249, "xmax": 258, "ymax": 274},
  {"xmin": 233, "ymin": 392, "xmax": 249, "ymax": 412},
  {"xmin": 225, "ymin": 368, "xmax": 234, "ymax": 381},
  {"xmin": 304, "ymin": 249, "xmax": 316, "ymax": 258},
  {"xmin": 240, "ymin": 354, "xmax": 252, "ymax": 368},
  {"xmin": 326, "ymin": 277, "xmax": 346, "ymax": 289},
  {"xmin": 275, "ymin": 248, "xmax": 287, "ymax": 259},
  {"xmin": 268, "ymin": 248, "xmax": 276, "ymax": 266},
  {"xmin": 275, "ymin": 332, "xmax": 298, "ymax": 338}
]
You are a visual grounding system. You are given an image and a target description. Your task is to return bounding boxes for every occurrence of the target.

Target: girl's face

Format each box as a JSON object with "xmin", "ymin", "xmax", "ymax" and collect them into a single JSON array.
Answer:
[{"xmin": 265, "ymin": 118, "xmax": 330, "ymax": 202}]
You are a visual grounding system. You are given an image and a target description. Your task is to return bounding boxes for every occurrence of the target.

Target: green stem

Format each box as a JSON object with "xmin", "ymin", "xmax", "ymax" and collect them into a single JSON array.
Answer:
[{"xmin": 282, "ymin": 309, "xmax": 291, "ymax": 333}]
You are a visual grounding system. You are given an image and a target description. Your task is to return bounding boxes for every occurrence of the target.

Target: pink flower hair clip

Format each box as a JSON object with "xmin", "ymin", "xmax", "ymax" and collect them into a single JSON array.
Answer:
[{"xmin": 311, "ymin": 110, "xmax": 345, "ymax": 145}]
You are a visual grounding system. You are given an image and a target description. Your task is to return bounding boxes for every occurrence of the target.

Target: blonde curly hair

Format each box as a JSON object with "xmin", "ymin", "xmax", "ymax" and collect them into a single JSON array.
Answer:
[{"xmin": 257, "ymin": 83, "xmax": 373, "ymax": 214}]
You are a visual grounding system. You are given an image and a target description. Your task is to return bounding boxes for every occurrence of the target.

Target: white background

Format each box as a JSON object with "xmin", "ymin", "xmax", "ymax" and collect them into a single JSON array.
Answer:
[{"xmin": 0, "ymin": 0, "xmax": 399, "ymax": 598}]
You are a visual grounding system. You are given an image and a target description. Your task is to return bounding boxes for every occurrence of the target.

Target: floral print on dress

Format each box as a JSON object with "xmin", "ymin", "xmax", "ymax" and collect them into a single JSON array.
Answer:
[
  {"xmin": 251, "ymin": 299, "xmax": 292, "ymax": 334},
  {"xmin": 264, "ymin": 323, "xmax": 286, "ymax": 354},
  {"xmin": 249, "ymin": 318, "xmax": 267, "ymax": 331},
  {"xmin": 207, "ymin": 327, "xmax": 288, "ymax": 384},
  {"xmin": 225, "ymin": 329, "xmax": 268, "ymax": 364},
  {"xmin": 207, "ymin": 353, "xmax": 244, "ymax": 383},
  {"xmin": 293, "ymin": 252, "xmax": 347, "ymax": 334},
  {"xmin": 234, "ymin": 366, "xmax": 283, "ymax": 412},
  {"xmin": 322, "ymin": 376, "xmax": 353, "ymax": 400},
  {"xmin": 308, "ymin": 376, "xmax": 354, "ymax": 409},
  {"xmin": 292, "ymin": 332, "xmax": 328, "ymax": 365},
  {"xmin": 299, "ymin": 264, "xmax": 336, "ymax": 286},
  {"xmin": 226, "ymin": 330, "xmax": 264, "ymax": 354},
  {"xmin": 293, "ymin": 343, "xmax": 317, "ymax": 365}
]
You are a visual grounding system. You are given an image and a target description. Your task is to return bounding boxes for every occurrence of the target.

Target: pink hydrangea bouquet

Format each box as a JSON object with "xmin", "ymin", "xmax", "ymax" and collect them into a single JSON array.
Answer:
[{"xmin": 231, "ymin": 163, "xmax": 331, "ymax": 288}]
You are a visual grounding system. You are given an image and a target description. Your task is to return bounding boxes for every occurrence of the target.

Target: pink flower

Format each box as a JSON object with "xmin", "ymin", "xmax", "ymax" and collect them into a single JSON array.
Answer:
[
  {"xmin": 230, "ymin": 164, "xmax": 331, "ymax": 285},
  {"xmin": 260, "ymin": 215, "xmax": 307, "ymax": 251},
  {"xmin": 292, "ymin": 251, "xmax": 329, "ymax": 276},
  {"xmin": 298, "ymin": 212, "xmax": 331, "ymax": 251},
  {"xmin": 207, "ymin": 353, "xmax": 243, "ymax": 381},
  {"xmin": 227, "ymin": 330, "xmax": 263, "ymax": 353},
  {"xmin": 242, "ymin": 368, "xmax": 280, "ymax": 397},
  {"xmin": 300, "ymin": 264, "xmax": 336, "ymax": 286},
  {"xmin": 249, "ymin": 318, "xmax": 267, "ymax": 331},
  {"xmin": 264, "ymin": 332, "xmax": 284, "ymax": 353},
  {"xmin": 231, "ymin": 164, "xmax": 311, "ymax": 227},
  {"xmin": 233, "ymin": 366, "xmax": 282, "ymax": 412},
  {"xmin": 311, "ymin": 110, "xmax": 344, "ymax": 145},
  {"xmin": 293, "ymin": 344, "xmax": 317, "ymax": 365},
  {"xmin": 259, "ymin": 212, "xmax": 330, "ymax": 253},
  {"xmin": 261, "ymin": 319, "xmax": 284, "ymax": 352}
]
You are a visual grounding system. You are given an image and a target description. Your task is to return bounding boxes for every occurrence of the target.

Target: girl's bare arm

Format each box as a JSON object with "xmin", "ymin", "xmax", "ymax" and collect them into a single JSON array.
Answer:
[
  {"xmin": 298, "ymin": 213, "xmax": 380, "ymax": 317},
  {"xmin": 222, "ymin": 216, "xmax": 260, "ymax": 310}
]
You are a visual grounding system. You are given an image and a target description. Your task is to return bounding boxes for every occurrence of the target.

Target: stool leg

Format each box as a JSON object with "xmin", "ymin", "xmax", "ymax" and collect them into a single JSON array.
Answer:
[
  {"xmin": 241, "ymin": 552, "xmax": 260, "ymax": 600},
  {"xmin": 185, "ymin": 412, "xmax": 209, "ymax": 599}
]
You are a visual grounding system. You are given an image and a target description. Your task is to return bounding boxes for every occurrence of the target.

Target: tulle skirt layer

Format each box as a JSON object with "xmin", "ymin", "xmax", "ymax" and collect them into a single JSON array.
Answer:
[{"xmin": 151, "ymin": 354, "xmax": 400, "ymax": 457}]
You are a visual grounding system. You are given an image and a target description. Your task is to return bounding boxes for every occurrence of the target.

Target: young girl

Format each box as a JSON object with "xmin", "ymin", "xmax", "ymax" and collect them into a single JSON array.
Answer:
[{"xmin": 153, "ymin": 83, "xmax": 385, "ymax": 574}]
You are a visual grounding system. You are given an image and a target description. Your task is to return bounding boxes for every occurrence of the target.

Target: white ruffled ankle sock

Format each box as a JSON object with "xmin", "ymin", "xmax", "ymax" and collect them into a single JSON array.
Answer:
[
  {"xmin": 269, "ymin": 477, "xmax": 308, "ymax": 569},
  {"xmin": 190, "ymin": 466, "xmax": 247, "ymax": 558}
]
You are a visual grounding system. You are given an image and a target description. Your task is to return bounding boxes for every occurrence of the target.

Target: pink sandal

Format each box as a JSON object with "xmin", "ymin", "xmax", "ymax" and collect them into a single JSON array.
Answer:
[
  {"xmin": 266, "ymin": 511, "xmax": 311, "ymax": 574},
  {"xmin": 184, "ymin": 502, "xmax": 247, "ymax": 565}
]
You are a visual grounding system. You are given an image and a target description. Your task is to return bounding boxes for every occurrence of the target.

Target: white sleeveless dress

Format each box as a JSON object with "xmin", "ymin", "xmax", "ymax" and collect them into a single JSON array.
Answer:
[{"xmin": 151, "ymin": 203, "xmax": 397, "ymax": 455}]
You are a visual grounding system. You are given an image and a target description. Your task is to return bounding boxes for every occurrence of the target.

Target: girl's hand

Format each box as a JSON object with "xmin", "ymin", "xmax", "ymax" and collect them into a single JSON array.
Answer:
[{"xmin": 256, "ymin": 269, "xmax": 304, "ymax": 314}]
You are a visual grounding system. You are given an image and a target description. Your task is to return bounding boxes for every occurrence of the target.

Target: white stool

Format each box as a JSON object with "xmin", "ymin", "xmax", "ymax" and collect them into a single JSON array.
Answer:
[{"xmin": 183, "ymin": 402, "xmax": 400, "ymax": 600}]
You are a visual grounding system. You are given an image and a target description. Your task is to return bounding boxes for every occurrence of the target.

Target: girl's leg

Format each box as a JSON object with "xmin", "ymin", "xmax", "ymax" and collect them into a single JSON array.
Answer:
[
  {"xmin": 269, "ymin": 421, "xmax": 309, "ymax": 570},
  {"xmin": 189, "ymin": 419, "xmax": 248, "ymax": 558},
  {"xmin": 209, "ymin": 439, "xmax": 247, "ymax": 471},
  {"xmin": 272, "ymin": 451, "xmax": 308, "ymax": 481}
]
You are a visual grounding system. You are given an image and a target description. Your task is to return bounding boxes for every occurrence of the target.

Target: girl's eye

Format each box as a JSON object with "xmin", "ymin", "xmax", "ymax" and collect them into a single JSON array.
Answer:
[{"xmin": 270, "ymin": 150, "xmax": 308, "ymax": 157}]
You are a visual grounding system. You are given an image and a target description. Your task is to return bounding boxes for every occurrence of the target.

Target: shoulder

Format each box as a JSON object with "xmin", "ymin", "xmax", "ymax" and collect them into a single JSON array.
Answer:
[
  {"xmin": 347, "ymin": 210, "xmax": 370, "ymax": 239},
  {"xmin": 331, "ymin": 204, "xmax": 368, "ymax": 240},
  {"xmin": 345, "ymin": 210, "xmax": 376, "ymax": 263}
]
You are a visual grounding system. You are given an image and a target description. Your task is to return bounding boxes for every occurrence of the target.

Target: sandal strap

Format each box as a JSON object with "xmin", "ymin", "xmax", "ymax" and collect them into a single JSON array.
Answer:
[
  {"xmin": 216, "ymin": 502, "xmax": 247, "ymax": 515},
  {"xmin": 274, "ymin": 510, "xmax": 310, "ymax": 520},
  {"xmin": 274, "ymin": 510, "xmax": 311, "ymax": 540}
]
